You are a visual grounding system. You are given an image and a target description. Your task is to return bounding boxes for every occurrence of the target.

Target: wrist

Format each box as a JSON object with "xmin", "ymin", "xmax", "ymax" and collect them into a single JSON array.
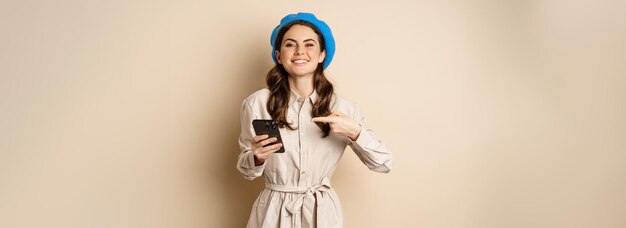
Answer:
[
  {"xmin": 253, "ymin": 154, "xmax": 265, "ymax": 166},
  {"xmin": 349, "ymin": 124, "xmax": 362, "ymax": 141}
]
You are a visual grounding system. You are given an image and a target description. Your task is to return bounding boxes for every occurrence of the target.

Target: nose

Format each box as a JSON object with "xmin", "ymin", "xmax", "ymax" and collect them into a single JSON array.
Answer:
[{"xmin": 295, "ymin": 45, "xmax": 304, "ymax": 55}]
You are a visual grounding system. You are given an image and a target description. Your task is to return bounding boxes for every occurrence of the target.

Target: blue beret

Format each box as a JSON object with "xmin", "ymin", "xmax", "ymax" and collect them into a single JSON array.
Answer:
[{"xmin": 270, "ymin": 12, "xmax": 335, "ymax": 69}]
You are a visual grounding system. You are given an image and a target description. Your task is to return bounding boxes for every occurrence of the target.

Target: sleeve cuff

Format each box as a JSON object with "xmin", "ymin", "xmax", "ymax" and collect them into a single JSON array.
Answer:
[
  {"xmin": 348, "ymin": 125, "xmax": 392, "ymax": 167},
  {"xmin": 247, "ymin": 151, "xmax": 266, "ymax": 171}
]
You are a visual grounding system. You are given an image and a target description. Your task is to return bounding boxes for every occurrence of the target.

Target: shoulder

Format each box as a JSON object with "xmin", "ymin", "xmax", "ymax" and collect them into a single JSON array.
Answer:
[
  {"xmin": 242, "ymin": 88, "xmax": 270, "ymax": 108},
  {"xmin": 331, "ymin": 93, "xmax": 362, "ymax": 117},
  {"xmin": 332, "ymin": 93, "xmax": 356, "ymax": 107}
]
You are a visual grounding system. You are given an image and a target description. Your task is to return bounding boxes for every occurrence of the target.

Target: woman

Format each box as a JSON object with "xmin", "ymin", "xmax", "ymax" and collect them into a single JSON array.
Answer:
[{"xmin": 237, "ymin": 12, "xmax": 392, "ymax": 228}]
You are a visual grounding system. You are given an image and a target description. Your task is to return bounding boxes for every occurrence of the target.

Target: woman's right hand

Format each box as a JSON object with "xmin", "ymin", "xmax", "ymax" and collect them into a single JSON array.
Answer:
[{"xmin": 251, "ymin": 135, "xmax": 283, "ymax": 166}]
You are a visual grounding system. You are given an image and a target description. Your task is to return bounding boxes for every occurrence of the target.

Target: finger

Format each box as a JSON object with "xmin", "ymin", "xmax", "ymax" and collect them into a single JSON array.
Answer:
[
  {"xmin": 311, "ymin": 116, "xmax": 334, "ymax": 123},
  {"xmin": 331, "ymin": 111, "xmax": 344, "ymax": 117},
  {"xmin": 253, "ymin": 135, "xmax": 269, "ymax": 142},
  {"xmin": 258, "ymin": 137, "xmax": 278, "ymax": 146},
  {"xmin": 259, "ymin": 143, "xmax": 283, "ymax": 154}
]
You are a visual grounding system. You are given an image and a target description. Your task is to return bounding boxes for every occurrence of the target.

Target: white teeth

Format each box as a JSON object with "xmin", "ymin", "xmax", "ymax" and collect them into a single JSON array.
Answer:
[{"xmin": 293, "ymin": 60, "xmax": 308, "ymax": 64}]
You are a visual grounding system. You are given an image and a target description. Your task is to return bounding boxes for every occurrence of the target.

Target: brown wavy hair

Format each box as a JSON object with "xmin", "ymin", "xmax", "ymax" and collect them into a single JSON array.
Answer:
[{"xmin": 266, "ymin": 20, "xmax": 334, "ymax": 137}]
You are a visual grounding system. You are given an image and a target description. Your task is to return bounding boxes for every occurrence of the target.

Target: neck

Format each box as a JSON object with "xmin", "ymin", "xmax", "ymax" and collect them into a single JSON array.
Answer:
[{"xmin": 288, "ymin": 74, "xmax": 314, "ymax": 97}]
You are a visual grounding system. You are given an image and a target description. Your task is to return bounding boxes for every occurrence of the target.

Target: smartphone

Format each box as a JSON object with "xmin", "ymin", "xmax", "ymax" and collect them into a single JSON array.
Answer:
[{"xmin": 252, "ymin": 119, "xmax": 285, "ymax": 153}]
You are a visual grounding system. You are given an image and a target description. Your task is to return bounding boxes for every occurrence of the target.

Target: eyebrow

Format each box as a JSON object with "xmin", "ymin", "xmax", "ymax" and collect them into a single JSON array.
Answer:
[{"xmin": 284, "ymin": 38, "xmax": 318, "ymax": 43}]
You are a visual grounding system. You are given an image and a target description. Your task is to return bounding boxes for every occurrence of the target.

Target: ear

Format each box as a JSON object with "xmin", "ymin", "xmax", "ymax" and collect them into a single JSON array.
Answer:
[
  {"xmin": 318, "ymin": 50, "xmax": 326, "ymax": 64},
  {"xmin": 275, "ymin": 50, "xmax": 282, "ymax": 64}
]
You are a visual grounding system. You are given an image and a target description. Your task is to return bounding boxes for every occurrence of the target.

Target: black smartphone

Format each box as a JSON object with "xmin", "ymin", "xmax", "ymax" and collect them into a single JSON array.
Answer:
[{"xmin": 252, "ymin": 119, "xmax": 285, "ymax": 153}]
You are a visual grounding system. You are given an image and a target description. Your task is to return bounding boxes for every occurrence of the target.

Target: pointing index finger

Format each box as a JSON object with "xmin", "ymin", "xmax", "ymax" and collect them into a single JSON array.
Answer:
[{"xmin": 311, "ymin": 116, "xmax": 334, "ymax": 123}]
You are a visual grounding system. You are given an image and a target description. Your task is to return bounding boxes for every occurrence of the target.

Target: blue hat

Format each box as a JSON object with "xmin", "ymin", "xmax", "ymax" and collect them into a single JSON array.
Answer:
[{"xmin": 270, "ymin": 12, "xmax": 335, "ymax": 69}]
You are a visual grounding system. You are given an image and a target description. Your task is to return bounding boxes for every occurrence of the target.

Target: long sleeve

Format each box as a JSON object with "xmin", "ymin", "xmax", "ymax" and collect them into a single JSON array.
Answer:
[
  {"xmin": 347, "ymin": 104, "xmax": 393, "ymax": 173},
  {"xmin": 236, "ymin": 99, "xmax": 265, "ymax": 180}
]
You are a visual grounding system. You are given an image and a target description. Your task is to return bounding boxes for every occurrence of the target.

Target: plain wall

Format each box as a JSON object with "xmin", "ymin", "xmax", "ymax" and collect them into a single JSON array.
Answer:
[{"xmin": 1, "ymin": 0, "xmax": 625, "ymax": 227}]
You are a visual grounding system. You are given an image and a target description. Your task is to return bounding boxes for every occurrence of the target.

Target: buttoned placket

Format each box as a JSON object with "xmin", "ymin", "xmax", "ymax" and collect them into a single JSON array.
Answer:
[{"xmin": 296, "ymin": 97, "xmax": 307, "ymax": 185}]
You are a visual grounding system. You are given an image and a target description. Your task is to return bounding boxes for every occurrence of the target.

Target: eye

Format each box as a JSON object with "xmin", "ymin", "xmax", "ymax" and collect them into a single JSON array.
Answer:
[
  {"xmin": 284, "ymin": 43, "xmax": 295, "ymax": 47},
  {"xmin": 305, "ymin": 43, "xmax": 315, "ymax": 47}
]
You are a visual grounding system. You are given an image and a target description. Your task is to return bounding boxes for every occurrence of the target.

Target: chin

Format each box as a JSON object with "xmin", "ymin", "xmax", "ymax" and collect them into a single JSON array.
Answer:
[{"xmin": 286, "ymin": 67, "xmax": 316, "ymax": 77}]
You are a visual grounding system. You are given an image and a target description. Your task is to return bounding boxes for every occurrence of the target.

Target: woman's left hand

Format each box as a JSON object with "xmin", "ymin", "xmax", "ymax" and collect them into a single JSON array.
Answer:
[{"xmin": 311, "ymin": 112, "xmax": 361, "ymax": 141}]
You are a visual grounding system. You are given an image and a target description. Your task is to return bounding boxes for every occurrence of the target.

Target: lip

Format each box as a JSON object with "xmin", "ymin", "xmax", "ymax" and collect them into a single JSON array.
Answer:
[{"xmin": 291, "ymin": 59, "xmax": 309, "ymax": 65}]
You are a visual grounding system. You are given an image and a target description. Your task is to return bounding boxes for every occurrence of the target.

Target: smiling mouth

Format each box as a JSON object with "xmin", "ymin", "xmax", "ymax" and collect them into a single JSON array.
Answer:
[{"xmin": 292, "ymin": 59, "xmax": 309, "ymax": 64}]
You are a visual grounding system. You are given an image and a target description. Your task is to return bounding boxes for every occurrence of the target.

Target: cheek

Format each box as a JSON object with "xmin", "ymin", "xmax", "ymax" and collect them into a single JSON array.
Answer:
[
  {"xmin": 280, "ymin": 49, "xmax": 293, "ymax": 58},
  {"xmin": 308, "ymin": 50, "xmax": 322, "ymax": 58}
]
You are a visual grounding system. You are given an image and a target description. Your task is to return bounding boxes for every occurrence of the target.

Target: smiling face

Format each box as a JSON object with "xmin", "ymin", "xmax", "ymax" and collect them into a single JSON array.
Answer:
[{"xmin": 275, "ymin": 24, "xmax": 326, "ymax": 78}]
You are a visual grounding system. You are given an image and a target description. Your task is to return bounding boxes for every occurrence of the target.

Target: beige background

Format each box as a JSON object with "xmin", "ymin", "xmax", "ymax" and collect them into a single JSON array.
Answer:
[{"xmin": 1, "ymin": 0, "xmax": 625, "ymax": 227}]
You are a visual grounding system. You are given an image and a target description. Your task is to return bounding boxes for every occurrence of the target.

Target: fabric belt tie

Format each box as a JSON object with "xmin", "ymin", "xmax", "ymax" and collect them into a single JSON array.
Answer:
[{"xmin": 265, "ymin": 177, "xmax": 332, "ymax": 228}]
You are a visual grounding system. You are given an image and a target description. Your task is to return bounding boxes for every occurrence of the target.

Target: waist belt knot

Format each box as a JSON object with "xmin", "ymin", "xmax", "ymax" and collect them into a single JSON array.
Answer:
[{"xmin": 265, "ymin": 177, "xmax": 332, "ymax": 228}]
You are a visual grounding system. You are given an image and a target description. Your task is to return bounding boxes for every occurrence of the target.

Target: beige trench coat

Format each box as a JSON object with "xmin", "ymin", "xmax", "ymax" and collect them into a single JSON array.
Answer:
[{"xmin": 237, "ymin": 88, "xmax": 392, "ymax": 228}]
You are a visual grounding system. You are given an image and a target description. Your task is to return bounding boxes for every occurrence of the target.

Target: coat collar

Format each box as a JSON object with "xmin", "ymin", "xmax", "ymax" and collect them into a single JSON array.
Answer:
[{"xmin": 289, "ymin": 88, "xmax": 318, "ymax": 105}]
